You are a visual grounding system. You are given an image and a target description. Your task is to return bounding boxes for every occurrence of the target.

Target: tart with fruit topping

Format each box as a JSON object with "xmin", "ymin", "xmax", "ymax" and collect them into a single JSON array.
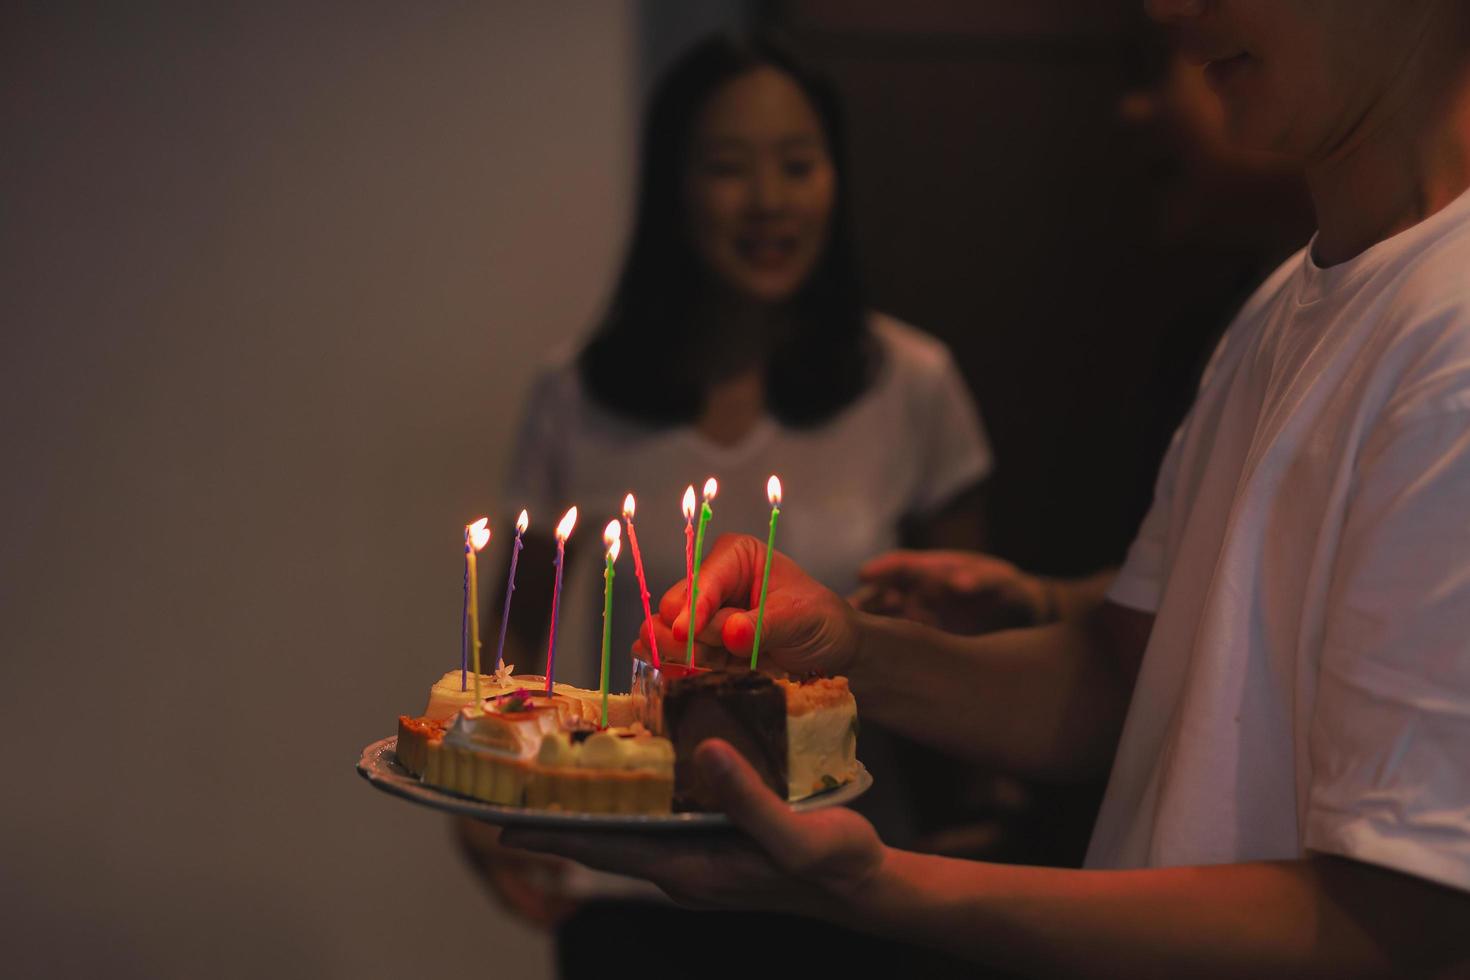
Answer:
[{"xmin": 526, "ymin": 727, "xmax": 674, "ymax": 813}]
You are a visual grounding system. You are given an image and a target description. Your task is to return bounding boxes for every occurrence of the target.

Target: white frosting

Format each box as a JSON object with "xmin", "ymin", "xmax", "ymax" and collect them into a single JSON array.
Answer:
[
  {"xmin": 424, "ymin": 666, "xmax": 520, "ymax": 721},
  {"xmin": 442, "ymin": 701, "xmax": 560, "ymax": 761},
  {"xmin": 787, "ymin": 698, "xmax": 859, "ymax": 800}
]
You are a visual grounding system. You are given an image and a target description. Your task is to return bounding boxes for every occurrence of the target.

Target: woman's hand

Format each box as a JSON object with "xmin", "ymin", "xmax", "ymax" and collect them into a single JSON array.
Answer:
[
  {"xmin": 852, "ymin": 549, "xmax": 1050, "ymax": 634},
  {"xmin": 502, "ymin": 739, "xmax": 887, "ymax": 916},
  {"xmin": 454, "ymin": 817, "xmax": 580, "ymax": 928},
  {"xmin": 642, "ymin": 533, "xmax": 864, "ymax": 676}
]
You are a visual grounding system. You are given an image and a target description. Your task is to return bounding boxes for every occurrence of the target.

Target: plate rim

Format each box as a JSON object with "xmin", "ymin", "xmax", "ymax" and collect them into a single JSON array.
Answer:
[{"xmin": 356, "ymin": 735, "xmax": 871, "ymax": 829}]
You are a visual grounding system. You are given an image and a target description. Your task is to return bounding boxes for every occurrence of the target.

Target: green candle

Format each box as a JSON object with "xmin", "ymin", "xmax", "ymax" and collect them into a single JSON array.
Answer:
[
  {"xmin": 686, "ymin": 477, "xmax": 718, "ymax": 666},
  {"xmin": 599, "ymin": 519, "xmax": 621, "ymax": 728},
  {"xmin": 751, "ymin": 476, "xmax": 782, "ymax": 671}
]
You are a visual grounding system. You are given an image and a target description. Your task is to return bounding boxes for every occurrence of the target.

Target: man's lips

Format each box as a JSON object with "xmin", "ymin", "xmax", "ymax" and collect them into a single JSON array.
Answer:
[
  {"xmin": 1171, "ymin": 28, "xmax": 1249, "ymax": 69},
  {"xmin": 1202, "ymin": 52, "xmax": 1253, "ymax": 91}
]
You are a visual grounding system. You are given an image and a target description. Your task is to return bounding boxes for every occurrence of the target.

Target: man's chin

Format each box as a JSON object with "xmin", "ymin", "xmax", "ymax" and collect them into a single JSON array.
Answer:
[{"xmin": 1218, "ymin": 108, "xmax": 1294, "ymax": 158}]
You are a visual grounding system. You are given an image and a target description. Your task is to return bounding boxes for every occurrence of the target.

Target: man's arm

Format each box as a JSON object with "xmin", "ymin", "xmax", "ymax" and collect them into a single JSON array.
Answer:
[
  {"xmin": 847, "ymin": 600, "xmax": 1150, "ymax": 782},
  {"xmin": 660, "ymin": 534, "xmax": 1152, "ymax": 782},
  {"xmin": 863, "ymin": 846, "xmax": 1470, "ymax": 978},
  {"xmin": 508, "ymin": 742, "xmax": 1470, "ymax": 979}
]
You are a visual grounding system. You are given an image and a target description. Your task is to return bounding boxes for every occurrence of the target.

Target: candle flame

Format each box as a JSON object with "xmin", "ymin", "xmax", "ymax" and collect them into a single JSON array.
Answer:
[
  {"xmin": 467, "ymin": 517, "xmax": 490, "ymax": 552},
  {"xmin": 622, "ymin": 493, "xmax": 636, "ymax": 519},
  {"xmin": 555, "ymin": 506, "xmax": 578, "ymax": 542},
  {"xmin": 767, "ymin": 474, "xmax": 782, "ymax": 506},
  {"xmin": 702, "ymin": 477, "xmax": 718, "ymax": 501},
  {"xmin": 604, "ymin": 519, "xmax": 622, "ymax": 560},
  {"xmin": 682, "ymin": 485, "xmax": 696, "ymax": 520},
  {"xmin": 516, "ymin": 509, "xmax": 529, "ymax": 534}
]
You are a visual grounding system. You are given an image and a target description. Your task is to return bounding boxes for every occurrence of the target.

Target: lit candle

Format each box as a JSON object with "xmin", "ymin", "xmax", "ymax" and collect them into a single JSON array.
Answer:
[
  {"xmin": 622, "ymin": 494, "xmax": 660, "ymax": 669},
  {"xmin": 681, "ymin": 484, "xmax": 696, "ymax": 613},
  {"xmin": 751, "ymin": 476, "xmax": 782, "ymax": 671},
  {"xmin": 461, "ymin": 539, "xmax": 471, "ymax": 692},
  {"xmin": 544, "ymin": 506, "xmax": 578, "ymax": 695},
  {"xmin": 493, "ymin": 509, "xmax": 528, "ymax": 673},
  {"xmin": 686, "ymin": 477, "xmax": 717, "ymax": 666},
  {"xmin": 464, "ymin": 518, "xmax": 491, "ymax": 708},
  {"xmin": 599, "ymin": 519, "xmax": 621, "ymax": 729}
]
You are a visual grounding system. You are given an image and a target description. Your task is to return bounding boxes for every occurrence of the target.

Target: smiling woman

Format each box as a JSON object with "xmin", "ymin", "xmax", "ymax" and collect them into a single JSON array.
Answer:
[
  {"xmin": 579, "ymin": 32, "xmax": 871, "ymax": 429},
  {"xmin": 475, "ymin": 29, "xmax": 998, "ymax": 980},
  {"xmin": 683, "ymin": 65, "xmax": 837, "ymax": 307}
]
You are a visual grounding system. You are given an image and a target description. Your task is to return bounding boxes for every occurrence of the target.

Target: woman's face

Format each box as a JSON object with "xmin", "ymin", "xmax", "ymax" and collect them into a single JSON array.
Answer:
[{"xmin": 684, "ymin": 66, "xmax": 837, "ymax": 306}]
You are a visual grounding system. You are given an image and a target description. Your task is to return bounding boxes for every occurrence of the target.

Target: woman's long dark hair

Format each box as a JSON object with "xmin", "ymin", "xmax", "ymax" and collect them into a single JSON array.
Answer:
[{"xmin": 578, "ymin": 33, "xmax": 875, "ymax": 429}]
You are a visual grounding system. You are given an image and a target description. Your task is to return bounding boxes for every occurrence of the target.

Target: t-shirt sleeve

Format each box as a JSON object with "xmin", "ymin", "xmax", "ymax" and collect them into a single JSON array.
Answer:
[
  {"xmin": 910, "ymin": 347, "xmax": 995, "ymax": 514},
  {"xmin": 1304, "ymin": 395, "xmax": 1470, "ymax": 892},
  {"xmin": 1108, "ymin": 321, "xmax": 1243, "ymax": 614},
  {"xmin": 501, "ymin": 367, "xmax": 566, "ymax": 520},
  {"xmin": 1107, "ymin": 422, "xmax": 1185, "ymax": 614}
]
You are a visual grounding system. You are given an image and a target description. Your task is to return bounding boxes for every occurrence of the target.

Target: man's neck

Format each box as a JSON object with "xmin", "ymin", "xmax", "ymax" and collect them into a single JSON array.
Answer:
[{"xmin": 1306, "ymin": 56, "xmax": 1470, "ymax": 266}]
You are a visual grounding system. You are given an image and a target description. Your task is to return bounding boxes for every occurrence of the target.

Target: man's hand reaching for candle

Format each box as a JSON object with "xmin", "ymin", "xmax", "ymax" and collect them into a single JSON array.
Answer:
[
  {"xmin": 852, "ymin": 549, "xmax": 1051, "ymax": 633},
  {"xmin": 502, "ymin": 738, "xmax": 887, "ymax": 916},
  {"xmin": 640, "ymin": 534, "xmax": 863, "ymax": 676}
]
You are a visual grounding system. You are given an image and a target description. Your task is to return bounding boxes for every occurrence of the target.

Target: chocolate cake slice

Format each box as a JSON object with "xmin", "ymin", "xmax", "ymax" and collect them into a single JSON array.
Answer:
[{"xmin": 662, "ymin": 671, "xmax": 789, "ymax": 811}]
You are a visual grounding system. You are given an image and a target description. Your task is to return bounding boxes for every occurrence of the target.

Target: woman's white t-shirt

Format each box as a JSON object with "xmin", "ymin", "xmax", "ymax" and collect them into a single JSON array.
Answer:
[
  {"xmin": 1091, "ymin": 187, "xmax": 1470, "ymax": 892},
  {"xmin": 503, "ymin": 313, "xmax": 992, "ymax": 690}
]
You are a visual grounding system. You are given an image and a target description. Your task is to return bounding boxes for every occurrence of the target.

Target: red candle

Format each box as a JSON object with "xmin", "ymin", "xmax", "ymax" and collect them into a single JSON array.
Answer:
[{"xmin": 622, "ymin": 493, "xmax": 660, "ymax": 669}]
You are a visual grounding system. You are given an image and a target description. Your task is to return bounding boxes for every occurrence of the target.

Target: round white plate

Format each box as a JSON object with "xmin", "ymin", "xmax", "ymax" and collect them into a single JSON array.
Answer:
[{"xmin": 356, "ymin": 736, "xmax": 872, "ymax": 828}]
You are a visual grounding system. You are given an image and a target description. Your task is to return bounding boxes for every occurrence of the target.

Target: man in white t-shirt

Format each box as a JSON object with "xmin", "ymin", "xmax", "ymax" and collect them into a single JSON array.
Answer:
[{"xmin": 507, "ymin": 1, "xmax": 1470, "ymax": 973}]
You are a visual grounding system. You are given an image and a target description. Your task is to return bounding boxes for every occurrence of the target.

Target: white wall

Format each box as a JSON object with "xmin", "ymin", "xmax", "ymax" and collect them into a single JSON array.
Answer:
[{"xmin": 0, "ymin": 2, "xmax": 635, "ymax": 976}]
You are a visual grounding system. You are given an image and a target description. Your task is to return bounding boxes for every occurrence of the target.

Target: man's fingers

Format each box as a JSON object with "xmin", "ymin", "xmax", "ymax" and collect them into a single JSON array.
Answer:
[
  {"xmin": 717, "ymin": 592, "xmax": 809, "ymax": 659},
  {"xmin": 667, "ymin": 534, "xmax": 762, "ymax": 640},
  {"xmin": 702, "ymin": 607, "xmax": 736, "ymax": 644},
  {"xmin": 857, "ymin": 549, "xmax": 933, "ymax": 587},
  {"xmin": 657, "ymin": 579, "xmax": 688, "ymax": 626},
  {"xmin": 721, "ymin": 610, "xmax": 757, "ymax": 654},
  {"xmin": 696, "ymin": 740, "xmax": 821, "ymax": 874},
  {"xmin": 634, "ymin": 615, "xmax": 679, "ymax": 661},
  {"xmin": 945, "ymin": 559, "xmax": 1019, "ymax": 595}
]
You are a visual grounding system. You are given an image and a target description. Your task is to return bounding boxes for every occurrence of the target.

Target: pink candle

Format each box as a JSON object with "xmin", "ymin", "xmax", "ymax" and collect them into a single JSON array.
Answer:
[
  {"xmin": 543, "ymin": 506, "xmax": 578, "ymax": 695},
  {"xmin": 622, "ymin": 494, "xmax": 660, "ymax": 669},
  {"xmin": 681, "ymin": 484, "xmax": 695, "ymax": 634}
]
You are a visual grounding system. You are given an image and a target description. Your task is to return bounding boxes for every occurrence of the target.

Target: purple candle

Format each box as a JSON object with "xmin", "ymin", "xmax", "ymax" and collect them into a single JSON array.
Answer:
[
  {"xmin": 543, "ymin": 506, "xmax": 578, "ymax": 695},
  {"xmin": 493, "ymin": 510, "xmax": 528, "ymax": 672}
]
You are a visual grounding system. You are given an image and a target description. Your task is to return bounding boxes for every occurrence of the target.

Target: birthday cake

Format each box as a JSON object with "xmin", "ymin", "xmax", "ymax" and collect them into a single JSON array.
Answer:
[
  {"xmin": 396, "ymin": 665, "xmax": 858, "ymax": 813},
  {"xmin": 388, "ymin": 477, "xmax": 855, "ymax": 814}
]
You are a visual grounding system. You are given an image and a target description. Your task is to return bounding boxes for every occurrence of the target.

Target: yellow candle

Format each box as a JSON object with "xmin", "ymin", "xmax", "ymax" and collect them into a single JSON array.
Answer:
[{"xmin": 465, "ymin": 517, "xmax": 491, "ymax": 711}]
